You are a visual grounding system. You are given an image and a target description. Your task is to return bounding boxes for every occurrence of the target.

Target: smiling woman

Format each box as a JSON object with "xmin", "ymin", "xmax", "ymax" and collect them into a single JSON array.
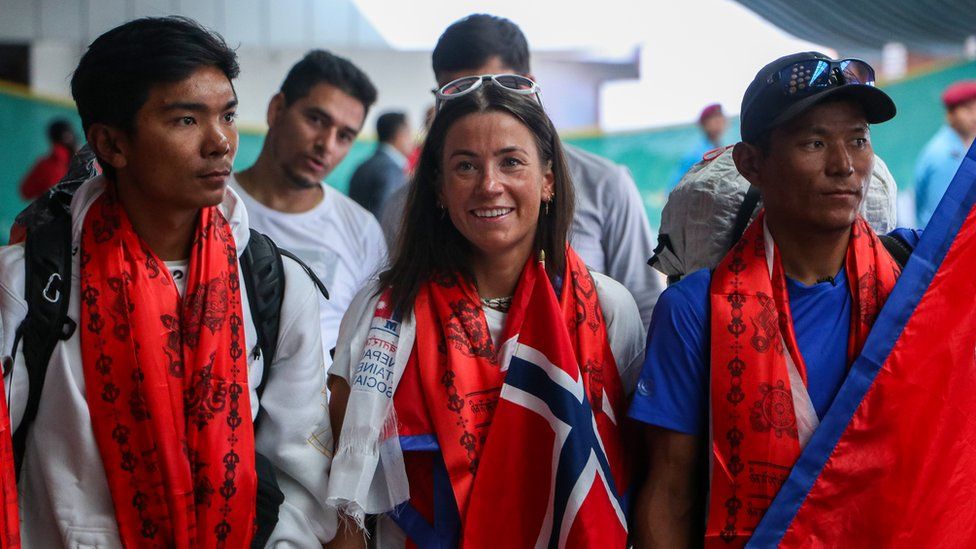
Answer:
[
  {"xmin": 380, "ymin": 81, "xmax": 572, "ymax": 312},
  {"xmin": 326, "ymin": 80, "xmax": 646, "ymax": 547},
  {"xmin": 434, "ymin": 110, "xmax": 555, "ymax": 298},
  {"xmin": 437, "ymin": 112, "xmax": 555, "ymax": 286}
]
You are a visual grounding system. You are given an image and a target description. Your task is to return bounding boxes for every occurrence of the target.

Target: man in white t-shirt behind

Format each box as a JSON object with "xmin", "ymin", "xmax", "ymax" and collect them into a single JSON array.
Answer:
[{"xmin": 233, "ymin": 50, "xmax": 387, "ymax": 370}]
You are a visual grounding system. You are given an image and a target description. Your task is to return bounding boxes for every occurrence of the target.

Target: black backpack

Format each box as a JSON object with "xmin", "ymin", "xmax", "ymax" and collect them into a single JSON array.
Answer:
[{"xmin": 8, "ymin": 147, "xmax": 328, "ymax": 547}]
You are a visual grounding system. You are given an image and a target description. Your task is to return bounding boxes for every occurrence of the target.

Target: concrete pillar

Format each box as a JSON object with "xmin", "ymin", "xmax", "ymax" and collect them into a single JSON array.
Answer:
[{"xmin": 881, "ymin": 42, "xmax": 908, "ymax": 80}]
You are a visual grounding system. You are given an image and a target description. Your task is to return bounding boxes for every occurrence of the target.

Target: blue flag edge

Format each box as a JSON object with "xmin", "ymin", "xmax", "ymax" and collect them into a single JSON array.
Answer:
[{"xmin": 747, "ymin": 141, "xmax": 976, "ymax": 548}]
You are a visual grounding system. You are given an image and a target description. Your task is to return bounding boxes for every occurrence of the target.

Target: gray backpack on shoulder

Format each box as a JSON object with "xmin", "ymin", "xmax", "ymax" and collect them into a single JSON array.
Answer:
[{"xmin": 649, "ymin": 146, "xmax": 905, "ymax": 284}]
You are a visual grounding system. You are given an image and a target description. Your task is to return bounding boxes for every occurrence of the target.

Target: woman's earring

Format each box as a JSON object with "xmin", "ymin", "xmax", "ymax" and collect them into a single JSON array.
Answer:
[
  {"xmin": 439, "ymin": 206, "xmax": 446, "ymax": 220},
  {"xmin": 544, "ymin": 195, "xmax": 553, "ymax": 216}
]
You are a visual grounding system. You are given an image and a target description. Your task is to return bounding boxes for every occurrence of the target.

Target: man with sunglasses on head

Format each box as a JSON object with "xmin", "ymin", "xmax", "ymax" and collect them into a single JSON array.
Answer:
[
  {"xmin": 233, "ymin": 50, "xmax": 387, "ymax": 379},
  {"xmin": 628, "ymin": 52, "xmax": 921, "ymax": 547},
  {"xmin": 380, "ymin": 13, "xmax": 662, "ymax": 332}
]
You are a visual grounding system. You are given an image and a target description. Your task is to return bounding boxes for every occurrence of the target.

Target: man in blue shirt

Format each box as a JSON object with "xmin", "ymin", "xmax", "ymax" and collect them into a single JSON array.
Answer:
[
  {"xmin": 915, "ymin": 81, "xmax": 976, "ymax": 226},
  {"xmin": 629, "ymin": 52, "xmax": 916, "ymax": 547}
]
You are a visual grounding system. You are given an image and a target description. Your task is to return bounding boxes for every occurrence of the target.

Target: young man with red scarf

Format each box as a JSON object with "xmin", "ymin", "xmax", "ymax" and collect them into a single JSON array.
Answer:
[
  {"xmin": 628, "ymin": 52, "xmax": 921, "ymax": 547},
  {"xmin": 0, "ymin": 17, "xmax": 335, "ymax": 547}
]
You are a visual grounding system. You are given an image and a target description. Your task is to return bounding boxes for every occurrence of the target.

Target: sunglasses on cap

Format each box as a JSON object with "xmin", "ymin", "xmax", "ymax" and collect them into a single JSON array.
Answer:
[
  {"xmin": 434, "ymin": 74, "xmax": 542, "ymax": 111},
  {"xmin": 768, "ymin": 58, "xmax": 876, "ymax": 97}
]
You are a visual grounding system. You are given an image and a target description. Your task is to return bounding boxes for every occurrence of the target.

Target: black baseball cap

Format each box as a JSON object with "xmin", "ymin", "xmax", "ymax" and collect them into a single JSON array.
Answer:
[{"xmin": 739, "ymin": 51, "xmax": 896, "ymax": 144}]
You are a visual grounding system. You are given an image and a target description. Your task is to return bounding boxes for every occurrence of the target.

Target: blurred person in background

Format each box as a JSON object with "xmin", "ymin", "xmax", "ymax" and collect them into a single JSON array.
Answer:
[
  {"xmin": 328, "ymin": 78, "xmax": 643, "ymax": 549},
  {"xmin": 405, "ymin": 103, "xmax": 437, "ymax": 174},
  {"xmin": 668, "ymin": 103, "xmax": 729, "ymax": 191},
  {"xmin": 232, "ymin": 50, "xmax": 387, "ymax": 373},
  {"xmin": 380, "ymin": 13, "xmax": 662, "ymax": 332},
  {"xmin": 19, "ymin": 118, "xmax": 78, "ymax": 200},
  {"xmin": 349, "ymin": 111, "xmax": 412, "ymax": 219},
  {"xmin": 915, "ymin": 80, "xmax": 976, "ymax": 226}
]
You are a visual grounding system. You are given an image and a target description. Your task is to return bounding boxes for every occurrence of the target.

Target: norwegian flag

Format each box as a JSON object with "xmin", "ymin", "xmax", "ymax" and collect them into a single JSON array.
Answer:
[
  {"xmin": 462, "ymin": 264, "xmax": 629, "ymax": 548},
  {"xmin": 749, "ymin": 141, "xmax": 976, "ymax": 546}
]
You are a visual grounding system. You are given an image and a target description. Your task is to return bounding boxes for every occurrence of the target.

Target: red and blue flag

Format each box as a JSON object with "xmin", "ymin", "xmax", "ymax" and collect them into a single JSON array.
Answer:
[
  {"xmin": 750, "ymin": 141, "xmax": 976, "ymax": 546},
  {"xmin": 462, "ymin": 262, "xmax": 630, "ymax": 548}
]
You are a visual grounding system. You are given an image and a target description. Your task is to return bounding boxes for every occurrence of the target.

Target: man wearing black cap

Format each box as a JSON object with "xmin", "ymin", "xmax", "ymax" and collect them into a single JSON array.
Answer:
[{"xmin": 627, "ymin": 52, "xmax": 920, "ymax": 547}]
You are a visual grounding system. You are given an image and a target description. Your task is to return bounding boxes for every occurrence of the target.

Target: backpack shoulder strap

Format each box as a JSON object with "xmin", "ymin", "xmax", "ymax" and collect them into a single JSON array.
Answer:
[
  {"xmin": 878, "ymin": 233, "xmax": 912, "ymax": 269},
  {"xmin": 729, "ymin": 185, "xmax": 761, "ymax": 248},
  {"xmin": 239, "ymin": 229, "xmax": 284, "ymax": 401},
  {"xmin": 12, "ymin": 198, "xmax": 76, "ymax": 473},
  {"xmin": 239, "ymin": 230, "xmax": 329, "ymax": 400}
]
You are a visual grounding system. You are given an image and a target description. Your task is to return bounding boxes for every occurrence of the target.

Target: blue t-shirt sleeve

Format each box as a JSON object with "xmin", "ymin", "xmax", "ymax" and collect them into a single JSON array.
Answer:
[
  {"xmin": 627, "ymin": 269, "xmax": 710, "ymax": 435},
  {"xmin": 888, "ymin": 227, "xmax": 922, "ymax": 249}
]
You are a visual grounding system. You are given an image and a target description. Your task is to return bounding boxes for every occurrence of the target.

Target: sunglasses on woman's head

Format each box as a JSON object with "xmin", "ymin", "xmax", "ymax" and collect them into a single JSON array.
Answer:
[{"xmin": 435, "ymin": 74, "xmax": 543, "ymax": 111}]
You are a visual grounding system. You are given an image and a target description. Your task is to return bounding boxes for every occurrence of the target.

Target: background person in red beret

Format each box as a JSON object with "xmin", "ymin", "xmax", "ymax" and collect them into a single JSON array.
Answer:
[
  {"xmin": 669, "ymin": 102, "xmax": 729, "ymax": 191},
  {"xmin": 915, "ymin": 80, "xmax": 976, "ymax": 226}
]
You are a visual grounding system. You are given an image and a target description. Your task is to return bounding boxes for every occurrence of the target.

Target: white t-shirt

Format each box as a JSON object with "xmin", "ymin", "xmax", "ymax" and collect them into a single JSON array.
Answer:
[
  {"xmin": 230, "ymin": 176, "xmax": 388, "ymax": 371},
  {"xmin": 165, "ymin": 259, "xmax": 189, "ymax": 296},
  {"xmin": 483, "ymin": 306, "xmax": 506, "ymax": 347}
]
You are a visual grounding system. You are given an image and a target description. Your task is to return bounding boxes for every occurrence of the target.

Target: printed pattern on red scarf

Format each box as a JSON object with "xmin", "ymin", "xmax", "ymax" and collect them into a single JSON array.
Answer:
[
  {"xmin": 706, "ymin": 213, "xmax": 899, "ymax": 547},
  {"xmin": 79, "ymin": 191, "xmax": 256, "ymax": 548}
]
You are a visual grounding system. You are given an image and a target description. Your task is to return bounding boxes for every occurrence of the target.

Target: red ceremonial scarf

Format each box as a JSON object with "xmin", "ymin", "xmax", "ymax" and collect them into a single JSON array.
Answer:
[
  {"xmin": 393, "ymin": 248, "xmax": 628, "ymax": 546},
  {"xmin": 79, "ymin": 190, "xmax": 256, "ymax": 547},
  {"xmin": 707, "ymin": 212, "xmax": 899, "ymax": 547},
  {"xmin": 0, "ymin": 376, "xmax": 18, "ymax": 548}
]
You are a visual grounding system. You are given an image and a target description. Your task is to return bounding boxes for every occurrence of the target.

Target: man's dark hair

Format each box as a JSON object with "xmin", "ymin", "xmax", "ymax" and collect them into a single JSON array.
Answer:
[
  {"xmin": 432, "ymin": 14, "xmax": 530, "ymax": 81},
  {"xmin": 750, "ymin": 131, "xmax": 773, "ymax": 156},
  {"xmin": 70, "ymin": 16, "xmax": 238, "ymax": 179},
  {"xmin": 376, "ymin": 112, "xmax": 407, "ymax": 143},
  {"xmin": 280, "ymin": 50, "xmax": 378, "ymax": 114},
  {"xmin": 71, "ymin": 16, "xmax": 238, "ymax": 135}
]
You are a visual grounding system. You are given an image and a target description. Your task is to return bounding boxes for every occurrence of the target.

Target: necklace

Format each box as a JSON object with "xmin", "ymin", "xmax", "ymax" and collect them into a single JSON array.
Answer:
[{"xmin": 480, "ymin": 295, "xmax": 513, "ymax": 312}]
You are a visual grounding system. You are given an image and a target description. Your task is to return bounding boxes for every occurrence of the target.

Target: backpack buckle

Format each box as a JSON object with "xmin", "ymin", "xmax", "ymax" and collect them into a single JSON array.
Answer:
[
  {"xmin": 42, "ymin": 273, "xmax": 62, "ymax": 303},
  {"xmin": 61, "ymin": 317, "xmax": 77, "ymax": 340}
]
